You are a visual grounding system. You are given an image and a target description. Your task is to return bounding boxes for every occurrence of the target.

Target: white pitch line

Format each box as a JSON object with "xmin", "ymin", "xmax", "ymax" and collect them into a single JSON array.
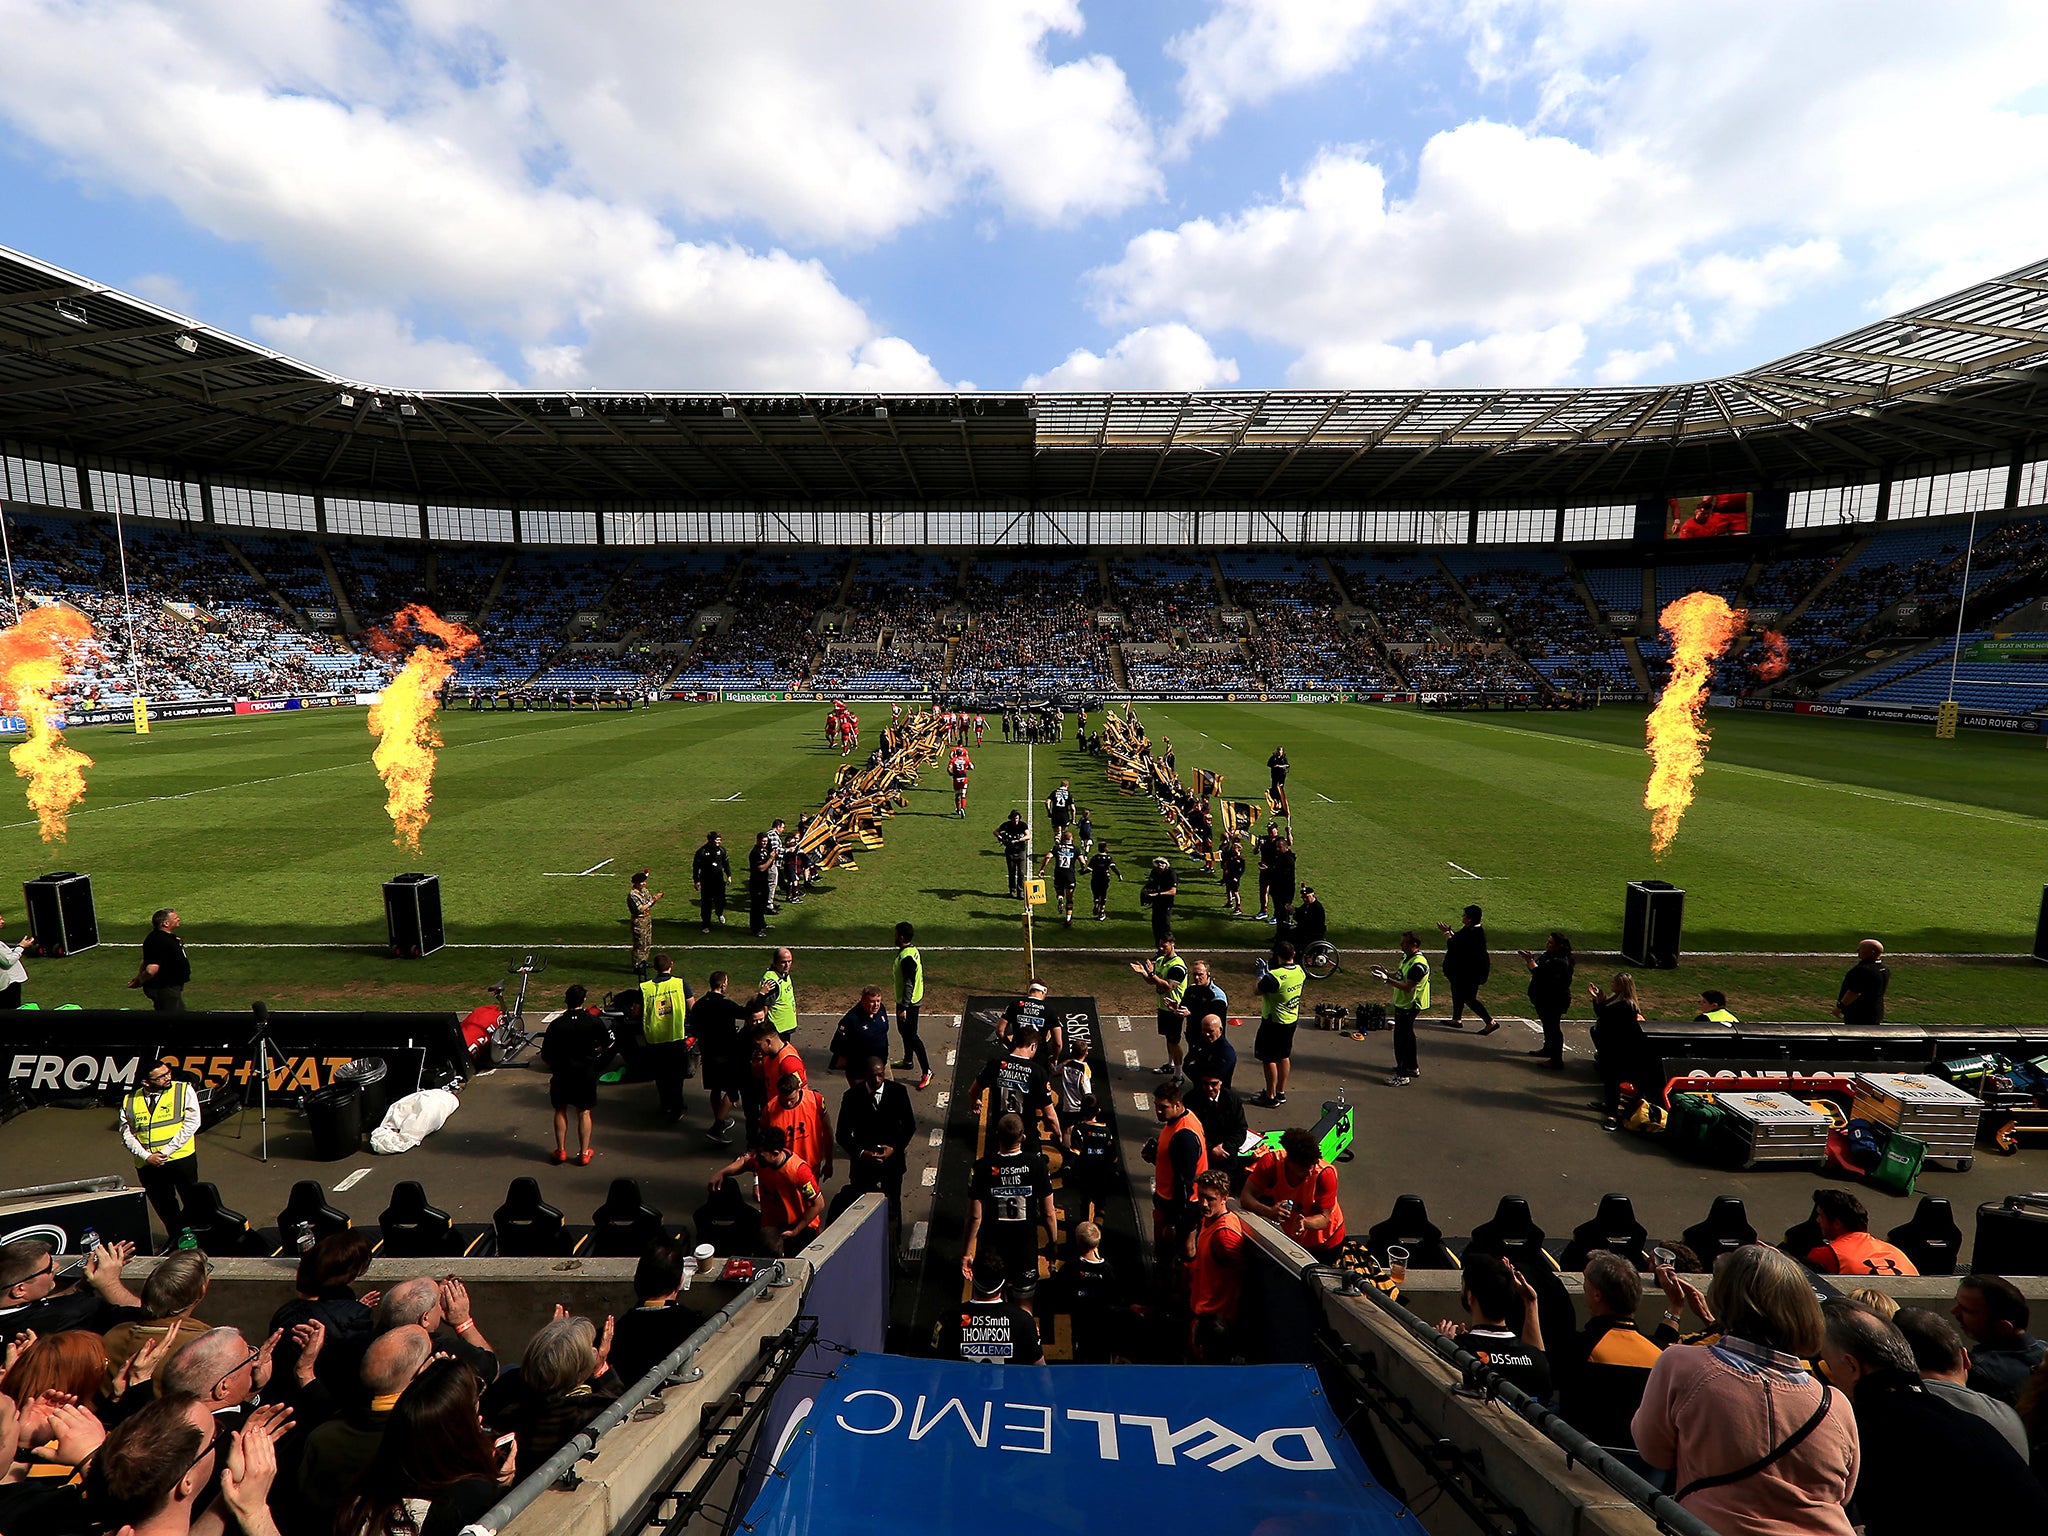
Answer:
[
  {"xmin": 1315, "ymin": 792, "xmax": 1341, "ymax": 803},
  {"xmin": 1447, "ymin": 860, "xmax": 1486, "ymax": 880},
  {"xmin": 714, "ymin": 791, "xmax": 744, "ymax": 802},
  {"xmin": 1433, "ymin": 714, "xmax": 2048, "ymax": 832},
  {"xmin": 0, "ymin": 712, "xmax": 624, "ymax": 831},
  {"xmin": 170, "ymin": 940, "xmax": 2035, "ymax": 961}
]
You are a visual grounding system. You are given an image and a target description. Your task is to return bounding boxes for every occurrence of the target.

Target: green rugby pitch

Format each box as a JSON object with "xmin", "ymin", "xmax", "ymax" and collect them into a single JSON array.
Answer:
[{"xmin": 2, "ymin": 700, "xmax": 2045, "ymax": 1022}]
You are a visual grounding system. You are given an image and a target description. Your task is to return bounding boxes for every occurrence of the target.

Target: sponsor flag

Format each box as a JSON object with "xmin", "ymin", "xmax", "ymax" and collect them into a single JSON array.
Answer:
[{"xmin": 740, "ymin": 1354, "xmax": 1417, "ymax": 1536}]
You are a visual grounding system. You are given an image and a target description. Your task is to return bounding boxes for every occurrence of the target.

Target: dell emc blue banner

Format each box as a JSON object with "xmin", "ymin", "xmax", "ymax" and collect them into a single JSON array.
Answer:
[{"xmin": 741, "ymin": 1354, "xmax": 1419, "ymax": 1536}]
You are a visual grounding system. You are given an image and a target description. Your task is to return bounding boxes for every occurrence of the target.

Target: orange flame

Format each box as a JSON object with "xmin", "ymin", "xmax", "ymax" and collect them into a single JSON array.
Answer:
[
  {"xmin": 1751, "ymin": 628, "xmax": 1789, "ymax": 683},
  {"xmin": 0, "ymin": 607, "xmax": 96, "ymax": 842},
  {"xmin": 1644, "ymin": 591, "xmax": 1744, "ymax": 857},
  {"xmin": 366, "ymin": 605, "xmax": 480, "ymax": 851}
]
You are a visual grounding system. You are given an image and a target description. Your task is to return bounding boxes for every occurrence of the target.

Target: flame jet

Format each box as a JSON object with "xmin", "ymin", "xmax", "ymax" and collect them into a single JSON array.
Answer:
[
  {"xmin": 0, "ymin": 606, "xmax": 95, "ymax": 841},
  {"xmin": 1644, "ymin": 592, "xmax": 1745, "ymax": 857},
  {"xmin": 366, "ymin": 605, "xmax": 480, "ymax": 852}
]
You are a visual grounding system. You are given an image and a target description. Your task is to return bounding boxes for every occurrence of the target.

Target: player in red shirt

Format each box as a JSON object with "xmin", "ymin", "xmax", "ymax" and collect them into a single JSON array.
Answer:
[
  {"xmin": 709, "ymin": 1124, "xmax": 823, "ymax": 1256},
  {"xmin": 948, "ymin": 745, "xmax": 974, "ymax": 818}
]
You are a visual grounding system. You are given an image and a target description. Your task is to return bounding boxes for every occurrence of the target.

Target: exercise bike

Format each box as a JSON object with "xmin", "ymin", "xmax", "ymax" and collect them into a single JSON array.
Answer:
[{"xmin": 480, "ymin": 953, "xmax": 549, "ymax": 1068}]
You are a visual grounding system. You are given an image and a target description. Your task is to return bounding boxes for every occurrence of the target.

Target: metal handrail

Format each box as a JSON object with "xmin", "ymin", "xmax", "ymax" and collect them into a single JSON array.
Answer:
[
  {"xmin": 458, "ymin": 1260, "xmax": 794, "ymax": 1536},
  {"xmin": 1311, "ymin": 1268, "xmax": 1722, "ymax": 1536},
  {"xmin": 0, "ymin": 1175, "xmax": 126, "ymax": 1202}
]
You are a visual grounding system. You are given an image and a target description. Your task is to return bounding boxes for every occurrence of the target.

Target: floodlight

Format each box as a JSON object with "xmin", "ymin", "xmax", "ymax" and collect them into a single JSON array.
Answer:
[
  {"xmin": 722, "ymin": 406, "xmax": 738, "ymax": 418},
  {"xmin": 874, "ymin": 406, "xmax": 889, "ymax": 419},
  {"xmin": 173, "ymin": 332, "xmax": 198, "ymax": 354},
  {"xmin": 568, "ymin": 404, "xmax": 586, "ymax": 418},
  {"xmin": 53, "ymin": 299, "xmax": 88, "ymax": 326},
  {"xmin": 337, "ymin": 392, "xmax": 356, "ymax": 408},
  {"xmin": 399, "ymin": 402, "xmax": 418, "ymax": 417}
]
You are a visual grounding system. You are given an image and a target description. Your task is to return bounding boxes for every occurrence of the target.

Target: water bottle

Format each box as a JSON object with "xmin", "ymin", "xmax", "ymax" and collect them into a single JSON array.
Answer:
[
  {"xmin": 292, "ymin": 1220, "xmax": 315, "ymax": 1253},
  {"xmin": 679, "ymin": 1252, "xmax": 701, "ymax": 1293}
]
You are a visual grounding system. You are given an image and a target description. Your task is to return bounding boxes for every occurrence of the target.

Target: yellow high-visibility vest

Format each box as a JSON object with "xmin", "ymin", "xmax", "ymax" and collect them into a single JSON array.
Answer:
[
  {"xmin": 1261, "ymin": 963, "xmax": 1306, "ymax": 1027},
  {"xmin": 126, "ymin": 1084, "xmax": 195, "ymax": 1164},
  {"xmin": 896, "ymin": 945, "xmax": 923, "ymax": 1008},
  {"xmin": 640, "ymin": 976, "xmax": 689, "ymax": 1045}
]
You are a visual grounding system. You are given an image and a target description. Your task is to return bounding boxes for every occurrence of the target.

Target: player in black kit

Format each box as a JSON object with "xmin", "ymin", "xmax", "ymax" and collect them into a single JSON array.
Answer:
[
  {"xmin": 1088, "ymin": 841, "xmax": 1121, "ymax": 921},
  {"xmin": 1042, "ymin": 829, "xmax": 1084, "ymax": 927},
  {"xmin": 1220, "ymin": 832, "xmax": 1247, "ymax": 917}
]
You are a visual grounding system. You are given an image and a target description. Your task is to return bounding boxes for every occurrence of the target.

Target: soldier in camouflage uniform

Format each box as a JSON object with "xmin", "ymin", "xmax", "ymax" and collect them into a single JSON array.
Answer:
[{"xmin": 628, "ymin": 869, "xmax": 662, "ymax": 979}]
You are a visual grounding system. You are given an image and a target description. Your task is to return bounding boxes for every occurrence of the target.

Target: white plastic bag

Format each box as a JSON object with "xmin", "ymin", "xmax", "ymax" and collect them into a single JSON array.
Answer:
[{"xmin": 371, "ymin": 1087, "xmax": 461, "ymax": 1153}]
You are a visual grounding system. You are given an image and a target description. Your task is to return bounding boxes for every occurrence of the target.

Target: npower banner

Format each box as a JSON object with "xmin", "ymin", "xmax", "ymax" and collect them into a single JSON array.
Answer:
[{"xmin": 739, "ymin": 1355, "xmax": 1418, "ymax": 1536}]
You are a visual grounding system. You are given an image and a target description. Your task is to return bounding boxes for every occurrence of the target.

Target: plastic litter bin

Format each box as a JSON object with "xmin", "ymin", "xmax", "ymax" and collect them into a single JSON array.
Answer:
[
  {"xmin": 304, "ymin": 1084, "xmax": 364, "ymax": 1160},
  {"xmin": 333, "ymin": 1058, "xmax": 392, "ymax": 1133}
]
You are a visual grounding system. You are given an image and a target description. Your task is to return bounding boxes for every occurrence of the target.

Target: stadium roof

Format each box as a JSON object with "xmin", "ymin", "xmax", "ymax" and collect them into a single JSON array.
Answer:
[{"xmin": 1, "ymin": 243, "xmax": 2044, "ymax": 507}]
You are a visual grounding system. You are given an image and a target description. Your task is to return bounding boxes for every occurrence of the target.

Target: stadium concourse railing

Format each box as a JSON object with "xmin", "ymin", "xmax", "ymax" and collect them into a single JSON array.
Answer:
[{"xmin": 1236, "ymin": 1212, "xmax": 1705, "ymax": 1536}]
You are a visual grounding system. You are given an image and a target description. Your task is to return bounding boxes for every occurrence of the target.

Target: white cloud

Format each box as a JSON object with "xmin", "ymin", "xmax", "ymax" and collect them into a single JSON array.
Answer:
[
  {"xmin": 1677, "ymin": 241, "xmax": 1842, "ymax": 348},
  {"xmin": 1468, "ymin": 2, "xmax": 2048, "ymax": 320},
  {"xmin": 1293, "ymin": 324, "xmax": 1585, "ymax": 388},
  {"xmin": 1092, "ymin": 130, "xmax": 1667, "ymax": 383},
  {"xmin": 1025, "ymin": 323, "xmax": 1239, "ymax": 390},
  {"xmin": 127, "ymin": 272, "xmax": 199, "ymax": 315},
  {"xmin": 408, "ymin": 1, "xmax": 1160, "ymax": 244},
  {"xmin": 0, "ymin": 0, "xmax": 976, "ymax": 391},
  {"xmin": 251, "ymin": 308, "xmax": 516, "ymax": 390},
  {"xmin": 1593, "ymin": 341, "xmax": 1674, "ymax": 386},
  {"xmin": 1166, "ymin": 0, "xmax": 1392, "ymax": 150},
  {"xmin": 1100, "ymin": 3, "xmax": 2048, "ymax": 388}
]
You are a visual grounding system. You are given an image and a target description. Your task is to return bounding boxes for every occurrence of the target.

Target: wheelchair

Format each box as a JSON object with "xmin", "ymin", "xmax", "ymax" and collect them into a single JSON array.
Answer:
[{"xmin": 1302, "ymin": 939, "xmax": 1340, "ymax": 980}]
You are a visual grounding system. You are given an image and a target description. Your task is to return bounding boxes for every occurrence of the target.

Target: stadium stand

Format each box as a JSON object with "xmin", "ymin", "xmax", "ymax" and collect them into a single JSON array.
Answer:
[
  {"xmin": 0, "ymin": 510, "xmax": 389, "ymax": 703},
  {"xmin": 4, "ymin": 479, "xmax": 2047, "ymax": 705},
  {"xmin": 669, "ymin": 551, "xmax": 841, "ymax": 691},
  {"xmin": 1442, "ymin": 551, "xmax": 1630, "ymax": 694},
  {"xmin": 953, "ymin": 556, "xmax": 1112, "ymax": 694}
]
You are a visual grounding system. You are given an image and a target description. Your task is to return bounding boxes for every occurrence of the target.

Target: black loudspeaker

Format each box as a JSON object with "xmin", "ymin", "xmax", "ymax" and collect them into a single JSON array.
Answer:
[
  {"xmin": 383, "ymin": 873, "xmax": 444, "ymax": 958},
  {"xmin": 1971, "ymin": 1195, "xmax": 2048, "ymax": 1276},
  {"xmin": 2033, "ymin": 885, "xmax": 2048, "ymax": 963},
  {"xmin": 22, "ymin": 872, "xmax": 97, "ymax": 956},
  {"xmin": 1622, "ymin": 879, "xmax": 1684, "ymax": 969}
]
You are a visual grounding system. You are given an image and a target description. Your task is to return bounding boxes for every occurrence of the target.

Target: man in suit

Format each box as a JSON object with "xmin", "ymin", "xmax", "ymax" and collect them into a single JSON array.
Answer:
[{"xmin": 836, "ymin": 1054, "xmax": 917, "ymax": 1257}]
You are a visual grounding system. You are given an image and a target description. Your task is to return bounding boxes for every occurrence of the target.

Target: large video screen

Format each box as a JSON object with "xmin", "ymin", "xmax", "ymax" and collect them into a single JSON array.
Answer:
[{"xmin": 1665, "ymin": 492, "xmax": 1752, "ymax": 540}]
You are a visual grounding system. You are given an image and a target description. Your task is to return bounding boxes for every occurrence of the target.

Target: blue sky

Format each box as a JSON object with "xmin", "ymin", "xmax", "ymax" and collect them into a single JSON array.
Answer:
[{"xmin": 2, "ymin": 1, "xmax": 2045, "ymax": 394}]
